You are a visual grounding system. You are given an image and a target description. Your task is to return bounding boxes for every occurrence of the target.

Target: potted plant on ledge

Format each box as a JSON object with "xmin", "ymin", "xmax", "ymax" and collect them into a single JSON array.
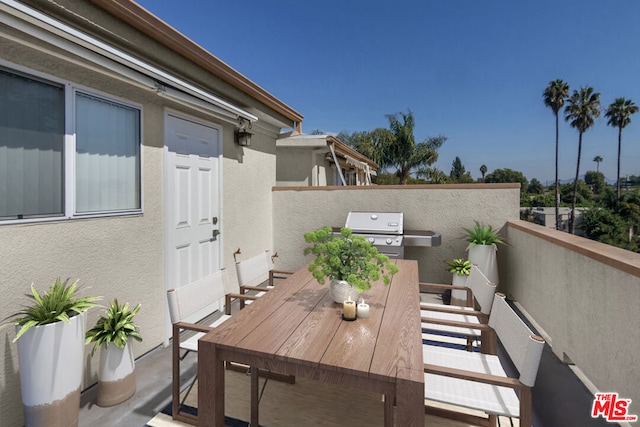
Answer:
[
  {"xmin": 85, "ymin": 298, "xmax": 142, "ymax": 407},
  {"xmin": 464, "ymin": 221, "xmax": 505, "ymax": 285},
  {"xmin": 3, "ymin": 278, "xmax": 100, "ymax": 427},
  {"xmin": 303, "ymin": 226, "xmax": 399, "ymax": 304},
  {"xmin": 445, "ymin": 258, "xmax": 471, "ymax": 306}
]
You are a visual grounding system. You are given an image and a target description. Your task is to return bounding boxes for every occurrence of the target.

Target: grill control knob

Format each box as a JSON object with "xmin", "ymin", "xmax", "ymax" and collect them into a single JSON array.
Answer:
[
  {"xmin": 386, "ymin": 238, "xmax": 393, "ymax": 245},
  {"xmin": 368, "ymin": 237, "xmax": 375, "ymax": 244}
]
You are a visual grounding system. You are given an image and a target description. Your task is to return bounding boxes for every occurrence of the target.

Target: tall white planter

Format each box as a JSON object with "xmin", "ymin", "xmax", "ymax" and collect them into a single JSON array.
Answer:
[
  {"xmin": 450, "ymin": 273, "xmax": 469, "ymax": 306},
  {"xmin": 17, "ymin": 311, "xmax": 87, "ymax": 427},
  {"xmin": 96, "ymin": 341, "xmax": 136, "ymax": 407},
  {"xmin": 468, "ymin": 244, "xmax": 499, "ymax": 285}
]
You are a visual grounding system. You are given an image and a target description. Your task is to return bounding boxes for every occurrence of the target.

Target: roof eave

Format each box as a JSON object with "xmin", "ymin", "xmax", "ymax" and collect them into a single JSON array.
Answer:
[{"xmin": 89, "ymin": 0, "xmax": 303, "ymax": 125}]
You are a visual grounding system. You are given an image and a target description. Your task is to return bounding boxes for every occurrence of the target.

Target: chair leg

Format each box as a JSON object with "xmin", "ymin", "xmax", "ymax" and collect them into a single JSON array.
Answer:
[
  {"xmin": 250, "ymin": 367, "xmax": 259, "ymax": 427},
  {"xmin": 520, "ymin": 387, "xmax": 533, "ymax": 427},
  {"xmin": 172, "ymin": 324, "xmax": 181, "ymax": 419}
]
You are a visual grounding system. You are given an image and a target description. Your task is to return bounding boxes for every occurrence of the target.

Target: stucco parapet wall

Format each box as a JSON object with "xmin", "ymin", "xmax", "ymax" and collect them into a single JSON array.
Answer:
[
  {"xmin": 272, "ymin": 183, "xmax": 521, "ymax": 191},
  {"xmin": 508, "ymin": 220, "xmax": 640, "ymax": 279}
]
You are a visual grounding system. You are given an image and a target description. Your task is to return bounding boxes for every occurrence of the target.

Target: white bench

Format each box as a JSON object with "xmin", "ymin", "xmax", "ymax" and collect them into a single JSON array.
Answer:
[{"xmin": 423, "ymin": 293, "xmax": 545, "ymax": 427}]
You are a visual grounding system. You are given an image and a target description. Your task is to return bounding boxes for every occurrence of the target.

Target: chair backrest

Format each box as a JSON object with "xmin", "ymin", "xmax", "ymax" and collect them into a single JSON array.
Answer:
[
  {"xmin": 466, "ymin": 264, "xmax": 497, "ymax": 315},
  {"xmin": 488, "ymin": 294, "xmax": 545, "ymax": 387},
  {"xmin": 167, "ymin": 269, "xmax": 230, "ymax": 325},
  {"xmin": 235, "ymin": 250, "xmax": 273, "ymax": 287}
]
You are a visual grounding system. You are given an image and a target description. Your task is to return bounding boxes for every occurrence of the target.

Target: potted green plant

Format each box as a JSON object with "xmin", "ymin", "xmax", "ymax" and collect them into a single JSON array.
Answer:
[
  {"xmin": 85, "ymin": 299, "xmax": 142, "ymax": 407},
  {"xmin": 2, "ymin": 278, "xmax": 100, "ymax": 427},
  {"xmin": 463, "ymin": 221, "xmax": 505, "ymax": 285},
  {"xmin": 445, "ymin": 258, "xmax": 471, "ymax": 305},
  {"xmin": 303, "ymin": 226, "xmax": 399, "ymax": 303}
]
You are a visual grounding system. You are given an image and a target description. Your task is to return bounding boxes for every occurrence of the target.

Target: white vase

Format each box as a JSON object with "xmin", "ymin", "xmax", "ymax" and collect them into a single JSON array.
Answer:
[
  {"xmin": 468, "ymin": 244, "xmax": 499, "ymax": 285},
  {"xmin": 329, "ymin": 279, "xmax": 360, "ymax": 304},
  {"xmin": 17, "ymin": 311, "xmax": 87, "ymax": 427},
  {"xmin": 450, "ymin": 273, "xmax": 468, "ymax": 306},
  {"xmin": 96, "ymin": 341, "xmax": 136, "ymax": 407}
]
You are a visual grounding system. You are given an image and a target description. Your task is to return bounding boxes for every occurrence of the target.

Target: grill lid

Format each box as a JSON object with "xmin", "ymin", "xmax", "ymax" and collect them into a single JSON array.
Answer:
[{"xmin": 345, "ymin": 212, "xmax": 404, "ymax": 235}]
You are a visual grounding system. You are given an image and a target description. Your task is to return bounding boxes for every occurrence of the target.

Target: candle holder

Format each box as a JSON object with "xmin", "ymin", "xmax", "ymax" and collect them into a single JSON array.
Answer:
[
  {"xmin": 342, "ymin": 297, "xmax": 357, "ymax": 321},
  {"xmin": 357, "ymin": 299, "xmax": 370, "ymax": 319}
]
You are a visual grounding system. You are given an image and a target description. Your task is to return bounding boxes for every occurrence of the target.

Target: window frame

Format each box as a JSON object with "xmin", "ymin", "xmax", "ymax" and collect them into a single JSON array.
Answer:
[{"xmin": 0, "ymin": 61, "xmax": 143, "ymax": 225}]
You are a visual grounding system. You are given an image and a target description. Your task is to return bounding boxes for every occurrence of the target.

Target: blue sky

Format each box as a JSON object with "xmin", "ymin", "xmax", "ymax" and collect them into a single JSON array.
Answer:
[{"xmin": 137, "ymin": 0, "xmax": 640, "ymax": 184}]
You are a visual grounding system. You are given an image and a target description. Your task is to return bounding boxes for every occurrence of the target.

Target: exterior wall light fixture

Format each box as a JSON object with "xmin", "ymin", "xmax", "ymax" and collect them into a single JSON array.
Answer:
[{"xmin": 235, "ymin": 118, "xmax": 252, "ymax": 146}]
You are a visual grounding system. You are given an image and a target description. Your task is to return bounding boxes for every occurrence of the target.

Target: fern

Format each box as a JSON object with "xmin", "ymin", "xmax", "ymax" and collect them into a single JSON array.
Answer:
[
  {"xmin": 85, "ymin": 299, "xmax": 142, "ymax": 356},
  {"xmin": 3, "ymin": 278, "xmax": 100, "ymax": 342}
]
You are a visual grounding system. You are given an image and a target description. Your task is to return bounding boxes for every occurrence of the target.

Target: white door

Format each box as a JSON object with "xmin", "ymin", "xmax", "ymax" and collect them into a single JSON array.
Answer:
[{"xmin": 164, "ymin": 113, "xmax": 222, "ymax": 343}]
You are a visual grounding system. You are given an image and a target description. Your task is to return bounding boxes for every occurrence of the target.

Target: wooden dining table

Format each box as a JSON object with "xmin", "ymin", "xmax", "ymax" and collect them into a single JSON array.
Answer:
[{"xmin": 198, "ymin": 259, "xmax": 423, "ymax": 426}]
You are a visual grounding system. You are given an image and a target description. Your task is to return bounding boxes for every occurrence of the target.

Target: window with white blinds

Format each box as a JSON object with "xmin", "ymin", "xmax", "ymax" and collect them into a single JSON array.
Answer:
[
  {"xmin": 75, "ymin": 92, "xmax": 140, "ymax": 213},
  {"xmin": 0, "ymin": 66, "xmax": 141, "ymax": 223}
]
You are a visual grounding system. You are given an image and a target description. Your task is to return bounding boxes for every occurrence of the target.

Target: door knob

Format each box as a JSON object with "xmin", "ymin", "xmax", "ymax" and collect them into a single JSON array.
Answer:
[{"xmin": 212, "ymin": 229, "xmax": 220, "ymax": 238}]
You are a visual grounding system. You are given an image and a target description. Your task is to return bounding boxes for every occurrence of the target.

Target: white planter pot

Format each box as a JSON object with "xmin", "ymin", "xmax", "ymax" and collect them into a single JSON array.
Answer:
[
  {"xmin": 468, "ymin": 244, "xmax": 499, "ymax": 285},
  {"xmin": 450, "ymin": 273, "xmax": 468, "ymax": 306},
  {"xmin": 17, "ymin": 311, "xmax": 87, "ymax": 427},
  {"xmin": 96, "ymin": 341, "xmax": 136, "ymax": 407},
  {"xmin": 329, "ymin": 279, "xmax": 360, "ymax": 304}
]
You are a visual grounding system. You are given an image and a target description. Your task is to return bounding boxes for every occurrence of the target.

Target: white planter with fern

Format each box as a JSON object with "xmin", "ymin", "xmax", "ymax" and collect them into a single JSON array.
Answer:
[
  {"xmin": 3, "ymin": 278, "xmax": 99, "ymax": 427},
  {"xmin": 464, "ymin": 221, "xmax": 504, "ymax": 285},
  {"xmin": 468, "ymin": 244, "xmax": 499, "ymax": 285},
  {"xmin": 86, "ymin": 299, "xmax": 142, "ymax": 407},
  {"xmin": 96, "ymin": 341, "xmax": 136, "ymax": 407},
  {"xmin": 17, "ymin": 311, "xmax": 87, "ymax": 427},
  {"xmin": 446, "ymin": 259, "xmax": 470, "ymax": 306}
]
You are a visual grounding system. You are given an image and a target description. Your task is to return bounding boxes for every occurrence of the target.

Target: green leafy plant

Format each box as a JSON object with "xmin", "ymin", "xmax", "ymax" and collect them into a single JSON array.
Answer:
[
  {"xmin": 303, "ymin": 226, "xmax": 399, "ymax": 293},
  {"xmin": 3, "ymin": 278, "xmax": 100, "ymax": 342},
  {"xmin": 445, "ymin": 259, "xmax": 471, "ymax": 276},
  {"xmin": 85, "ymin": 299, "xmax": 142, "ymax": 356},
  {"xmin": 463, "ymin": 221, "xmax": 505, "ymax": 249}
]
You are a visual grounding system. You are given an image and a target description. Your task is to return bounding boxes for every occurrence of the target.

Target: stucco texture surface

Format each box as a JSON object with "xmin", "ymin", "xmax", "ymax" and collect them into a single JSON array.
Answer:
[{"xmin": 272, "ymin": 185, "xmax": 520, "ymax": 285}]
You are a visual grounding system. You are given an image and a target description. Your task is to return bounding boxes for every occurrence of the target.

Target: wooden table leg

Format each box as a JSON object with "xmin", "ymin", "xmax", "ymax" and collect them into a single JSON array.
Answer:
[
  {"xmin": 251, "ymin": 367, "xmax": 259, "ymax": 427},
  {"xmin": 396, "ymin": 367, "xmax": 424, "ymax": 427},
  {"xmin": 198, "ymin": 343, "xmax": 225, "ymax": 426}
]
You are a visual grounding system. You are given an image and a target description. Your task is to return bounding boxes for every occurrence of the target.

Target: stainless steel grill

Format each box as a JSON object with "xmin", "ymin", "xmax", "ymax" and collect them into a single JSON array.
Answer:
[
  {"xmin": 345, "ymin": 211, "xmax": 405, "ymax": 258},
  {"xmin": 338, "ymin": 211, "xmax": 442, "ymax": 259}
]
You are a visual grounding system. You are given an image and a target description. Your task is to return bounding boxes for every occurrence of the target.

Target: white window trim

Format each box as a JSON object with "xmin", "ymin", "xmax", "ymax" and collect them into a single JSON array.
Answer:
[{"xmin": 0, "ymin": 61, "xmax": 143, "ymax": 225}]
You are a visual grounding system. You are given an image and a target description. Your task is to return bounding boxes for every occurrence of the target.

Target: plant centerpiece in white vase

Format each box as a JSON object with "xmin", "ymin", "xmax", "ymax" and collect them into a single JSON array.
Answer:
[
  {"xmin": 304, "ymin": 226, "xmax": 399, "ymax": 304},
  {"xmin": 464, "ymin": 221, "xmax": 505, "ymax": 285},
  {"xmin": 85, "ymin": 299, "xmax": 142, "ymax": 407},
  {"xmin": 445, "ymin": 258, "xmax": 471, "ymax": 306},
  {"xmin": 3, "ymin": 278, "xmax": 100, "ymax": 427}
]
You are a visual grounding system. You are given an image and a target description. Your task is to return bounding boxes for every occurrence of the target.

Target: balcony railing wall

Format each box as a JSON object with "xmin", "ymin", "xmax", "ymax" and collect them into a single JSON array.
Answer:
[
  {"xmin": 502, "ymin": 220, "xmax": 640, "ymax": 410},
  {"xmin": 272, "ymin": 183, "xmax": 520, "ymax": 285}
]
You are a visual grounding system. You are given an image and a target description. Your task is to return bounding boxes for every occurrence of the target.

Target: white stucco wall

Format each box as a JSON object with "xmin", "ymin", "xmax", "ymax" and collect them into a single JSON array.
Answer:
[
  {"xmin": 271, "ymin": 184, "xmax": 520, "ymax": 284},
  {"xmin": 502, "ymin": 220, "xmax": 640, "ymax": 409}
]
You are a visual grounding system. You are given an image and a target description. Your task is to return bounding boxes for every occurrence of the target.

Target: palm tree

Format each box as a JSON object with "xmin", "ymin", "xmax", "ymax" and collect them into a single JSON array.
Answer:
[
  {"xmin": 479, "ymin": 164, "xmax": 487, "ymax": 182},
  {"xmin": 543, "ymin": 79, "xmax": 570, "ymax": 230},
  {"xmin": 593, "ymin": 155, "xmax": 603, "ymax": 172},
  {"xmin": 605, "ymin": 98, "xmax": 638, "ymax": 203},
  {"xmin": 384, "ymin": 110, "xmax": 446, "ymax": 184},
  {"xmin": 564, "ymin": 86, "xmax": 601, "ymax": 234}
]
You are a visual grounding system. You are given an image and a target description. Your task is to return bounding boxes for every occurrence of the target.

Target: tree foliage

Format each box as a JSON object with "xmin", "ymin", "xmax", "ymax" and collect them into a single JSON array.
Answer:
[
  {"xmin": 449, "ymin": 157, "xmax": 474, "ymax": 183},
  {"xmin": 564, "ymin": 86, "xmax": 601, "ymax": 233},
  {"xmin": 605, "ymin": 97, "xmax": 638, "ymax": 203},
  {"xmin": 340, "ymin": 110, "xmax": 446, "ymax": 184},
  {"xmin": 543, "ymin": 79, "xmax": 570, "ymax": 230},
  {"xmin": 484, "ymin": 168, "xmax": 528, "ymax": 192},
  {"xmin": 584, "ymin": 171, "xmax": 606, "ymax": 195}
]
